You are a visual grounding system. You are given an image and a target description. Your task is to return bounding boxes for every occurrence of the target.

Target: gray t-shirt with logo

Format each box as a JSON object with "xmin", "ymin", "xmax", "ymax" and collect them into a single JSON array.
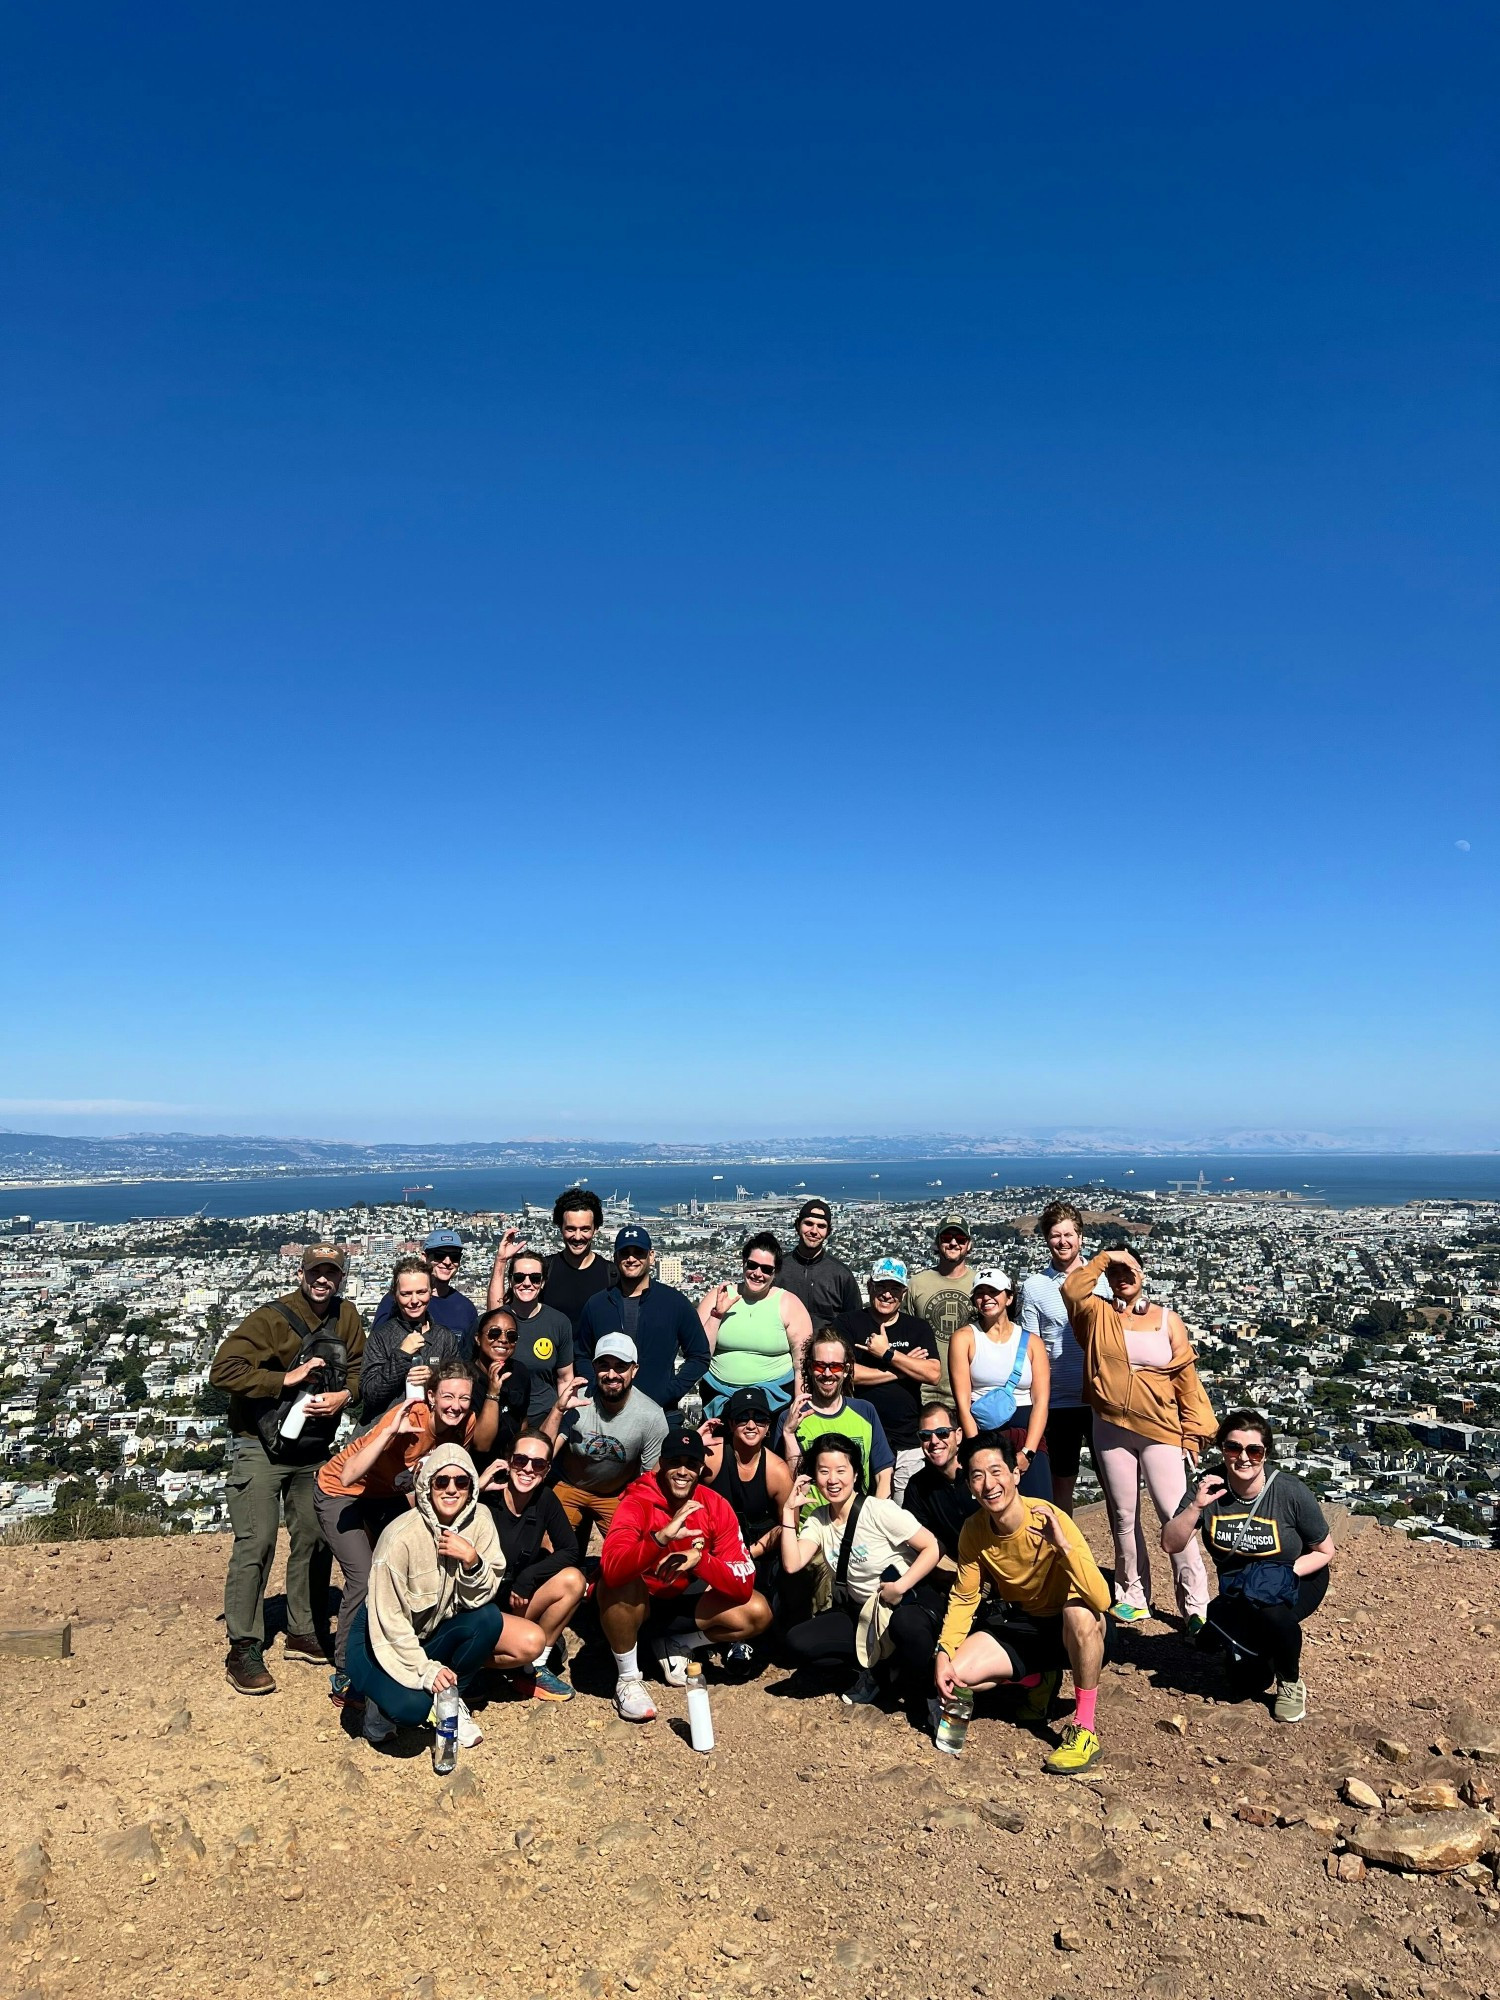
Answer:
[
  {"xmin": 1174, "ymin": 1470, "xmax": 1328, "ymax": 1575},
  {"xmin": 559, "ymin": 1385, "xmax": 669, "ymax": 1495}
]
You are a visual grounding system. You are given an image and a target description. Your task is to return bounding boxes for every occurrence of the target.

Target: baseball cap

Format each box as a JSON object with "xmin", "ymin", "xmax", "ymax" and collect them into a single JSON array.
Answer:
[
  {"xmin": 971, "ymin": 1266, "xmax": 1013, "ymax": 1294},
  {"xmin": 869, "ymin": 1257, "xmax": 908, "ymax": 1288},
  {"xmin": 423, "ymin": 1228, "xmax": 463, "ymax": 1254},
  {"xmin": 614, "ymin": 1224, "xmax": 652, "ymax": 1255},
  {"xmin": 659, "ymin": 1423, "xmax": 707, "ymax": 1468},
  {"xmin": 723, "ymin": 1385, "xmax": 774, "ymax": 1426},
  {"xmin": 796, "ymin": 1198, "xmax": 833, "ymax": 1227},
  {"xmin": 302, "ymin": 1244, "xmax": 347, "ymax": 1274},
  {"xmin": 937, "ymin": 1213, "xmax": 971, "ymax": 1239},
  {"xmin": 593, "ymin": 1333, "xmax": 639, "ymax": 1367}
]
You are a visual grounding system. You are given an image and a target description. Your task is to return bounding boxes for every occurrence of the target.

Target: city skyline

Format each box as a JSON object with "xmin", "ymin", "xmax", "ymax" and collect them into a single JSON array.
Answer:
[{"xmin": 3, "ymin": 7, "xmax": 1496, "ymax": 1136}]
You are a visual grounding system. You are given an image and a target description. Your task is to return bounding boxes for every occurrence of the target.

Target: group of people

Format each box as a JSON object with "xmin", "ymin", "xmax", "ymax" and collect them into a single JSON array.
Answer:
[{"xmin": 210, "ymin": 1191, "xmax": 1336, "ymax": 1767}]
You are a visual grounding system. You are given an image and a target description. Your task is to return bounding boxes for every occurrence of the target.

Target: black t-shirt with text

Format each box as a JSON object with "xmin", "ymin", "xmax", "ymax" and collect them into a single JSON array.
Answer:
[{"xmin": 835, "ymin": 1306, "xmax": 938, "ymax": 1451}]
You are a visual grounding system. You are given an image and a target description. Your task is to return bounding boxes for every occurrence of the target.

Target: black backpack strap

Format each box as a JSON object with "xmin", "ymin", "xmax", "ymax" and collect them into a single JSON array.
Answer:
[{"xmin": 835, "ymin": 1494, "xmax": 866, "ymax": 1590}]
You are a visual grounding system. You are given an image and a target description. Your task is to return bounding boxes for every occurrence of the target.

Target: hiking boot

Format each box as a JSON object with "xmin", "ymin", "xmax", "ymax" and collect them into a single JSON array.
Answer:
[
  {"xmin": 281, "ymin": 1631, "xmax": 327, "ymax": 1665},
  {"xmin": 841, "ymin": 1668, "xmax": 881, "ymax": 1706},
  {"xmin": 615, "ymin": 1675, "xmax": 657, "ymax": 1723},
  {"xmin": 1273, "ymin": 1678, "xmax": 1308, "ymax": 1724},
  {"xmin": 225, "ymin": 1642, "xmax": 275, "ymax": 1696},
  {"xmin": 1013, "ymin": 1667, "xmax": 1062, "ymax": 1726},
  {"xmin": 1044, "ymin": 1722, "xmax": 1101, "ymax": 1775}
]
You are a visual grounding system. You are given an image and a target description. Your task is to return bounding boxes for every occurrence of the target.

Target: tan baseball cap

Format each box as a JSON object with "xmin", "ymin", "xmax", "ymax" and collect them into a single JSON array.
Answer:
[{"xmin": 301, "ymin": 1243, "xmax": 347, "ymax": 1274}]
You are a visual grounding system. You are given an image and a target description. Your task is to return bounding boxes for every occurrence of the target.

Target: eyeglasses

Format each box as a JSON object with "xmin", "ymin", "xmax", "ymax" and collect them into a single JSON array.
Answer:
[
  {"xmin": 509, "ymin": 1453, "xmax": 550, "ymax": 1472},
  {"xmin": 811, "ymin": 1362, "xmax": 847, "ymax": 1376},
  {"xmin": 1224, "ymin": 1441, "xmax": 1267, "ymax": 1461},
  {"xmin": 512, "ymin": 1271, "xmax": 543, "ymax": 1286},
  {"xmin": 920, "ymin": 1426, "xmax": 956, "ymax": 1443},
  {"xmin": 430, "ymin": 1474, "xmax": 473, "ymax": 1493},
  {"xmin": 744, "ymin": 1261, "xmax": 776, "ymax": 1277}
]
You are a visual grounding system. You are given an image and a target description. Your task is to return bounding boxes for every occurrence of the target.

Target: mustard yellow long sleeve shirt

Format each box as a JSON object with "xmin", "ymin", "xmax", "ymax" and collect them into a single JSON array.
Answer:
[{"xmin": 937, "ymin": 1499, "xmax": 1110, "ymax": 1656}]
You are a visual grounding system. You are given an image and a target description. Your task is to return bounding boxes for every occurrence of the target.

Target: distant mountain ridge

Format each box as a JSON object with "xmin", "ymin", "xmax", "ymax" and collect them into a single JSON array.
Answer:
[{"xmin": 0, "ymin": 1125, "xmax": 1494, "ymax": 1183}]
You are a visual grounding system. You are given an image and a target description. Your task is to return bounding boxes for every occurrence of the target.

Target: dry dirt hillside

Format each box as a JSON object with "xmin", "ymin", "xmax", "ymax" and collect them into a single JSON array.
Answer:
[{"xmin": 3, "ymin": 1507, "xmax": 1499, "ymax": 2000}]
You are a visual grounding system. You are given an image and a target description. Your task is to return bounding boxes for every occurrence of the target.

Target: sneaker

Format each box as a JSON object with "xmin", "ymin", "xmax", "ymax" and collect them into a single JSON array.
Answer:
[
  {"xmin": 1273, "ymin": 1678, "xmax": 1308, "ymax": 1724},
  {"xmin": 455, "ymin": 1697, "xmax": 484, "ymax": 1748},
  {"xmin": 516, "ymin": 1665, "xmax": 574, "ymax": 1703},
  {"xmin": 281, "ymin": 1631, "xmax": 327, "ymax": 1665},
  {"xmin": 1109, "ymin": 1602, "xmax": 1149, "ymax": 1625},
  {"xmin": 1044, "ymin": 1722, "xmax": 1101, "ymax": 1774},
  {"xmin": 328, "ymin": 1670, "xmax": 363, "ymax": 1709},
  {"xmin": 1184, "ymin": 1614, "xmax": 1207, "ymax": 1640},
  {"xmin": 1013, "ymin": 1667, "xmax": 1062, "ymax": 1726},
  {"xmin": 656, "ymin": 1646, "xmax": 690, "ymax": 1688},
  {"xmin": 723, "ymin": 1641, "xmax": 756, "ymax": 1677},
  {"xmin": 225, "ymin": 1642, "xmax": 276, "ymax": 1696},
  {"xmin": 615, "ymin": 1675, "xmax": 657, "ymax": 1723},
  {"xmin": 840, "ymin": 1668, "xmax": 880, "ymax": 1706},
  {"xmin": 362, "ymin": 1698, "xmax": 396, "ymax": 1745}
]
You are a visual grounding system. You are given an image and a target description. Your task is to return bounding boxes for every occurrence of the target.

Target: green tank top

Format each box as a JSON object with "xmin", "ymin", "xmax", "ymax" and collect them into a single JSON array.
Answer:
[{"xmin": 713, "ymin": 1287, "xmax": 794, "ymax": 1386}]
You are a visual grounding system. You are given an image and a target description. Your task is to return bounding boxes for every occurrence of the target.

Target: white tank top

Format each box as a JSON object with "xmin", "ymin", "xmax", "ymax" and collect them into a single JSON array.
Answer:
[{"xmin": 968, "ymin": 1322, "xmax": 1032, "ymax": 1406}]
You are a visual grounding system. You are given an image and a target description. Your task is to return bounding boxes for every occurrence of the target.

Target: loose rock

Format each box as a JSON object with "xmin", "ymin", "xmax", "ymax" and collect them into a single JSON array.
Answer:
[
  {"xmin": 1348, "ymin": 1808, "xmax": 1495, "ymax": 1874},
  {"xmin": 1342, "ymin": 1778, "xmax": 1383, "ymax": 1812}
]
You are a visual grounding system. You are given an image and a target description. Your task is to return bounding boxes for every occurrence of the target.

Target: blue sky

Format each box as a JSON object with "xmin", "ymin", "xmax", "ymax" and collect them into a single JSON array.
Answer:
[{"xmin": 2, "ymin": 4, "xmax": 1496, "ymax": 1143}]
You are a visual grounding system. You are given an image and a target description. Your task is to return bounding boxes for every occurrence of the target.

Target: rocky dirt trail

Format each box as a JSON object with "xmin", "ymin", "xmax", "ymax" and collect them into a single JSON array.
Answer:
[{"xmin": 3, "ymin": 1508, "xmax": 1499, "ymax": 2000}]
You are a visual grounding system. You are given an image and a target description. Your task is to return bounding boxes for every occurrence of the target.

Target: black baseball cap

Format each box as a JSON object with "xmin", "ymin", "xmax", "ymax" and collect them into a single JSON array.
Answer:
[
  {"xmin": 615, "ymin": 1224, "xmax": 652, "ymax": 1255},
  {"xmin": 723, "ymin": 1385, "xmax": 774, "ymax": 1426},
  {"xmin": 659, "ymin": 1424, "xmax": 707, "ymax": 1468},
  {"xmin": 796, "ymin": 1198, "xmax": 833, "ymax": 1227}
]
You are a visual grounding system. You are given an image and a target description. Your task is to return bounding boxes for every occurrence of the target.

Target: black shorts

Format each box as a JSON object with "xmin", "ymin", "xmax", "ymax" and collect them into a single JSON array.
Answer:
[
  {"xmin": 1044, "ymin": 1405, "xmax": 1092, "ymax": 1482},
  {"xmin": 642, "ymin": 1579, "xmax": 709, "ymax": 1644},
  {"xmin": 969, "ymin": 1600, "xmax": 1068, "ymax": 1679}
]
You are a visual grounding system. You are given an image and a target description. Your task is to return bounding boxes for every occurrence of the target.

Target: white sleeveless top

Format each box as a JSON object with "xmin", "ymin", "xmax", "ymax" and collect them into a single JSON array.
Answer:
[{"xmin": 968, "ymin": 1321, "xmax": 1032, "ymax": 1407}]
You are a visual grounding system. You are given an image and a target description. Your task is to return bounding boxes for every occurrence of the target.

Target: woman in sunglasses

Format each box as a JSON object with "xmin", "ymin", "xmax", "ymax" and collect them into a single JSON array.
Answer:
[
  {"xmin": 469, "ymin": 1308, "xmax": 534, "ymax": 1467},
  {"xmin": 478, "ymin": 1425, "xmax": 585, "ymax": 1701},
  {"xmin": 1161, "ymin": 1410, "xmax": 1334, "ymax": 1724},
  {"xmin": 703, "ymin": 1384, "xmax": 795, "ymax": 1663},
  {"xmin": 696, "ymin": 1232, "xmax": 814, "ymax": 1419},
  {"xmin": 349, "ymin": 1444, "xmax": 547, "ymax": 1749}
]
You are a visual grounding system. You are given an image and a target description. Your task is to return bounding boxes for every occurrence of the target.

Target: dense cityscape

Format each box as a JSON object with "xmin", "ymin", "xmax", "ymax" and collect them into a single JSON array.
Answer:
[{"xmin": 2, "ymin": 1183, "xmax": 1498, "ymax": 1547}]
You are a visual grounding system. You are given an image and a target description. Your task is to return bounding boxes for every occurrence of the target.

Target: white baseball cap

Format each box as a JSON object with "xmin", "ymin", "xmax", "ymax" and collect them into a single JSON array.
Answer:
[
  {"xmin": 593, "ymin": 1333, "xmax": 639, "ymax": 1366},
  {"xmin": 970, "ymin": 1266, "xmax": 1013, "ymax": 1294}
]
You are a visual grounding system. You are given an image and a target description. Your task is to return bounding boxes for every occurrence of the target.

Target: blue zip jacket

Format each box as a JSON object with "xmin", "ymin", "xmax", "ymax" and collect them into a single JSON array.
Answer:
[{"xmin": 576, "ymin": 1280, "xmax": 711, "ymax": 1410}]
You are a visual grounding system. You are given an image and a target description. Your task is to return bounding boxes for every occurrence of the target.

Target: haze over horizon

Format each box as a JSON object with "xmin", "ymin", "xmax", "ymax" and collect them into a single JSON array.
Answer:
[{"xmin": 3, "ymin": 6, "xmax": 1495, "ymax": 1136}]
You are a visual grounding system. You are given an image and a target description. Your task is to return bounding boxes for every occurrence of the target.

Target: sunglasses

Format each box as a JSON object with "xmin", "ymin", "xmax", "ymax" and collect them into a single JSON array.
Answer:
[
  {"xmin": 920, "ymin": 1426, "xmax": 956, "ymax": 1442},
  {"xmin": 744, "ymin": 1261, "xmax": 776, "ymax": 1277},
  {"xmin": 430, "ymin": 1474, "xmax": 473, "ymax": 1493},
  {"xmin": 1224, "ymin": 1442, "xmax": 1267, "ymax": 1461},
  {"xmin": 429, "ymin": 1250, "xmax": 461, "ymax": 1263},
  {"xmin": 509, "ymin": 1453, "xmax": 550, "ymax": 1472},
  {"xmin": 811, "ymin": 1362, "xmax": 847, "ymax": 1376},
  {"xmin": 733, "ymin": 1413, "xmax": 770, "ymax": 1428},
  {"xmin": 512, "ymin": 1271, "xmax": 543, "ymax": 1286}
]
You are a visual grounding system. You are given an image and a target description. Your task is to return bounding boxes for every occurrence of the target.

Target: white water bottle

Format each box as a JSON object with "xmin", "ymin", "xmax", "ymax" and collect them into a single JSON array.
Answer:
[
  {"xmin": 685, "ymin": 1661, "xmax": 714, "ymax": 1753},
  {"xmin": 278, "ymin": 1393, "xmax": 314, "ymax": 1441}
]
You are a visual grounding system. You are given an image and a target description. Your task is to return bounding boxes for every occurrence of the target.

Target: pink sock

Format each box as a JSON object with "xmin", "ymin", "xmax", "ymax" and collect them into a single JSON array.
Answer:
[
  {"xmin": 1017, "ymin": 1672, "xmax": 1042, "ymax": 1688},
  {"xmin": 1073, "ymin": 1687, "xmax": 1098, "ymax": 1732}
]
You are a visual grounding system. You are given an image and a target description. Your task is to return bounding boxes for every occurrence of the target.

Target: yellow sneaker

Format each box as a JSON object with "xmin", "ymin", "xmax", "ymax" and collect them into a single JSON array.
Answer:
[{"xmin": 1044, "ymin": 1721, "xmax": 1101, "ymax": 1774}]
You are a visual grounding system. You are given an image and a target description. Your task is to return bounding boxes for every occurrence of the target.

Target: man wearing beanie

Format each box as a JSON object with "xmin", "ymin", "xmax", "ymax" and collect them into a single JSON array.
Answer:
[{"xmin": 776, "ymin": 1199, "xmax": 862, "ymax": 1328}]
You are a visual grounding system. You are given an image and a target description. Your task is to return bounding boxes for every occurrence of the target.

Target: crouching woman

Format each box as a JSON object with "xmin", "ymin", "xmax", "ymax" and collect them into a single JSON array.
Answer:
[
  {"xmin": 1160, "ymin": 1409, "xmax": 1334, "ymax": 1724},
  {"xmin": 347, "ymin": 1444, "xmax": 546, "ymax": 1747}
]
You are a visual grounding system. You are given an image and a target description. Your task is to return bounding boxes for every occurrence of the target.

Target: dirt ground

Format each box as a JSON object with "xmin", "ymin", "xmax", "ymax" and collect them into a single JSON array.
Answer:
[{"xmin": 3, "ymin": 1506, "xmax": 1499, "ymax": 2000}]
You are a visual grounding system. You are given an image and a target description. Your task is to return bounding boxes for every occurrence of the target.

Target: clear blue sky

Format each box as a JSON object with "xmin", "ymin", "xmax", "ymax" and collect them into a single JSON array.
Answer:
[{"xmin": 3, "ymin": 4, "xmax": 1496, "ymax": 1144}]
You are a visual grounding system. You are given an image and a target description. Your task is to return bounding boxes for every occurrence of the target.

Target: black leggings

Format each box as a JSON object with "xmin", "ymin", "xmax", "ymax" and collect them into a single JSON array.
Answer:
[
  {"xmin": 784, "ymin": 1608, "xmax": 860, "ymax": 1669},
  {"xmin": 1209, "ymin": 1568, "xmax": 1328, "ymax": 1681}
]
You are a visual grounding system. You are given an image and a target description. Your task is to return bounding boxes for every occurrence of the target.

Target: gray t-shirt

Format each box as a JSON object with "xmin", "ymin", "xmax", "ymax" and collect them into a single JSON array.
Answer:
[
  {"xmin": 559, "ymin": 1385, "xmax": 669, "ymax": 1496},
  {"xmin": 1174, "ymin": 1469, "xmax": 1329, "ymax": 1575},
  {"xmin": 1018, "ymin": 1265, "xmax": 1110, "ymax": 1410}
]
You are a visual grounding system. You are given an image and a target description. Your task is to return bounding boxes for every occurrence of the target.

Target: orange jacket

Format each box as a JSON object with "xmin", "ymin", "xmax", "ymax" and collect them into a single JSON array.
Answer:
[{"xmin": 1062, "ymin": 1252, "xmax": 1217, "ymax": 1451}]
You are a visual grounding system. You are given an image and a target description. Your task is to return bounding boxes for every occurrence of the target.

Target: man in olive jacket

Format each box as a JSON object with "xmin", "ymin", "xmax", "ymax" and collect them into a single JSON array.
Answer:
[{"xmin": 210, "ymin": 1244, "xmax": 365, "ymax": 1695}]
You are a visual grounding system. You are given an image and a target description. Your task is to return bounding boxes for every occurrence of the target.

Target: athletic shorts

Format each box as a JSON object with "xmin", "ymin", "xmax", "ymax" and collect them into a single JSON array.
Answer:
[
  {"xmin": 552, "ymin": 1481, "xmax": 626, "ymax": 1533},
  {"xmin": 970, "ymin": 1600, "xmax": 1068, "ymax": 1679},
  {"xmin": 1044, "ymin": 1406, "xmax": 1092, "ymax": 1482},
  {"xmin": 642, "ymin": 1578, "xmax": 708, "ymax": 1644}
]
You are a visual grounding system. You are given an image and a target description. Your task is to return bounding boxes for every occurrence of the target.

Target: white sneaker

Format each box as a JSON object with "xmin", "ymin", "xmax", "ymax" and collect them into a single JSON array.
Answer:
[
  {"xmin": 455, "ymin": 1697, "xmax": 484, "ymax": 1748},
  {"xmin": 362, "ymin": 1698, "xmax": 396, "ymax": 1745},
  {"xmin": 656, "ymin": 1645, "xmax": 689, "ymax": 1688},
  {"xmin": 615, "ymin": 1675, "xmax": 658, "ymax": 1723}
]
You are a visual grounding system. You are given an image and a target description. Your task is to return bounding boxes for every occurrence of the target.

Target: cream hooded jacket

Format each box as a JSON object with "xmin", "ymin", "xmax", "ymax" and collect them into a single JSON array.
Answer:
[{"xmin": 365, "ymin": 1444, "xmax": 505, "ymax": 1691}]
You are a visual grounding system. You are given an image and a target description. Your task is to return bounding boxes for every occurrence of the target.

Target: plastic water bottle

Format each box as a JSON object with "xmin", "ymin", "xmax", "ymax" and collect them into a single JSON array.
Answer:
[
  {"xmin": 677, "ymin": 1391, "xmax": 705, "ymax": 1431},
  {"xmin": 685, "ymin": 1661, "xmax": 714, "ymax": 1753},
  {"xmin": 432, "ymin": 1686, "xmax": 460, "ymax": 1774},
  {"xmin": 935, "ymin": 1688, "xmax": 974, "ymax": 1757}
]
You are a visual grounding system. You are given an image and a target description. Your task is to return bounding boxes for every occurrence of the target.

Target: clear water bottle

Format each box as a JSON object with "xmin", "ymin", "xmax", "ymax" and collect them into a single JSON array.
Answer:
[
  {"xmin": 677, "ymin": 1391, "xmax": 705, "ymax": 1431},
  {"xmin": 935, "ymin": 1687, "xmax": 974, "ymax": 1757},
  {"xmin": 432, "ymin": 1686, "xmax": 460, "ymax": 1774},
  {"xmin": 685, "ymin": 1661, "xmax": 714, "ymax": 1753}
]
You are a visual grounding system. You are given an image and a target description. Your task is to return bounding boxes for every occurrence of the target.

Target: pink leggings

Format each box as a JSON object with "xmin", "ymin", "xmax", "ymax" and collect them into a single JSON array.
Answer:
[{"xmin": 1092, "ymin": 1415, "xmax": 1209, "ymax": 1618}]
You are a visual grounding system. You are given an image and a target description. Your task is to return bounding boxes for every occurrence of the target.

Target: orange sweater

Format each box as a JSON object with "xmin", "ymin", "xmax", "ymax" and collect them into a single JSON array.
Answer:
[{"xmin": 1062, "ymin": 1252, "xmax": 1217, "ymax": 1451}]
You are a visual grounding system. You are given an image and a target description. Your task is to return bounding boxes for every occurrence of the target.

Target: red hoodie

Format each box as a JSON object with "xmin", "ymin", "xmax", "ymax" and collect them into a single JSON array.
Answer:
[{"xmin": 599, "ymin": 1470, "xmax": 757, "ymax": 1602}]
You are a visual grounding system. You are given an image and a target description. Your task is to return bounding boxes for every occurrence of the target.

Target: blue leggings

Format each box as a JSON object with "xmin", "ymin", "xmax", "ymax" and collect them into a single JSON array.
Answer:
[{"xmin": 345, "ymin": 1602, "xmax": 503, "ymax": 1726}]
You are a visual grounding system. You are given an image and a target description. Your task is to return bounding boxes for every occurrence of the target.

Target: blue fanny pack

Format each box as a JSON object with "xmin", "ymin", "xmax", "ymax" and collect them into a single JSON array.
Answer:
[{"xmin": 971, "ymin": 1329, "xmax": 1030, "ymax": 1432}]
